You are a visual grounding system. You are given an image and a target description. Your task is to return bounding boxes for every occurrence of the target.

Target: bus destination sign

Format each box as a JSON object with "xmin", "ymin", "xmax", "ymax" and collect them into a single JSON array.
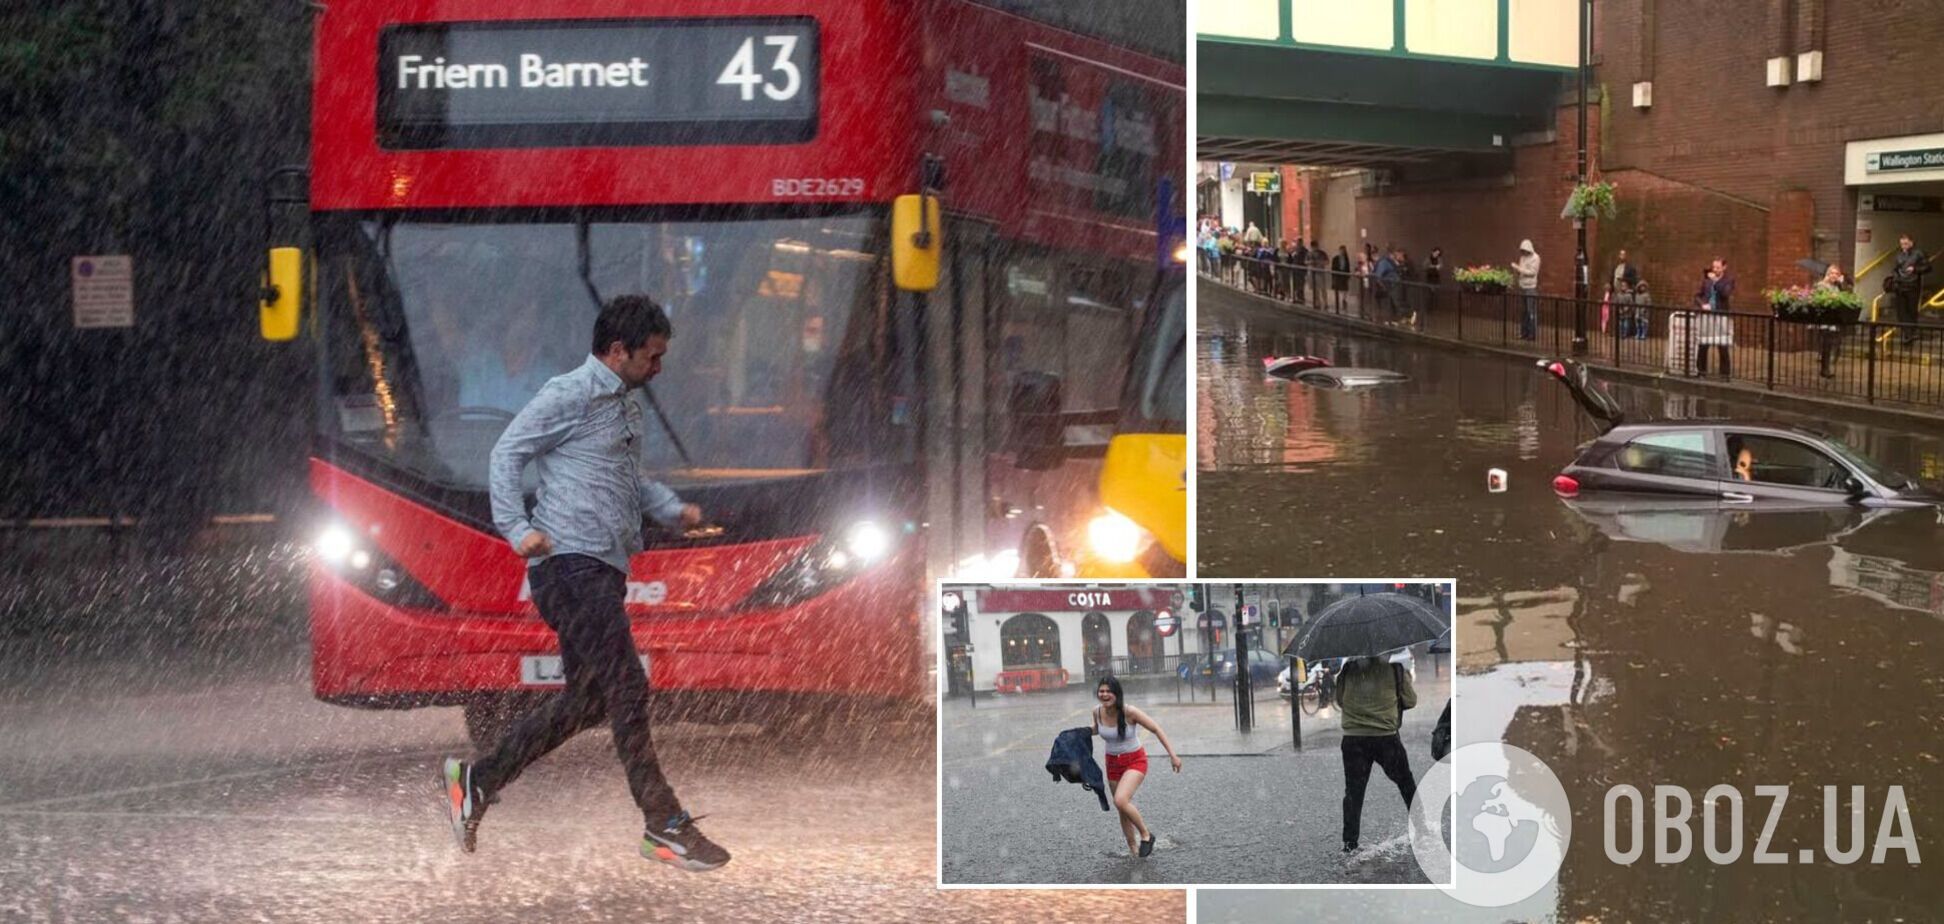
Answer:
[{"xmin": 378, "ymin": 18, "xmax": 819, "ymax": 150}]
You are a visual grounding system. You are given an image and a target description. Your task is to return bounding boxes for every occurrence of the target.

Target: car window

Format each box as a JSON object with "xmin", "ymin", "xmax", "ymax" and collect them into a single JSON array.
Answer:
[
  {"xmin": 1726, "ymin": 433, "xmax": 1854, "ymax": 490},
  {"xmin": 1616, "ymin": 431, "xmax": 1717, "ymax": 479}
]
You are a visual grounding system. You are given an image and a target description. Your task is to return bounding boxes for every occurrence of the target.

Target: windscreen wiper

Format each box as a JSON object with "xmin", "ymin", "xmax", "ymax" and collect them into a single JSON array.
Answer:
[{"xmin": 576, "ymin": 219, "xmax": 694, "ymax": 467}]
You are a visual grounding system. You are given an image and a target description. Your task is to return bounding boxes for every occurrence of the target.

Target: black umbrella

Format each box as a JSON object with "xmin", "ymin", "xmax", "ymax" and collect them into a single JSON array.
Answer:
[
  {"xmin": 1286, "ymin": 593, "xmax": 1450, "ymax": 662},
  {"xmin": 1796, "ymin": 257, "xmax": 1830, "ymax": 277}
]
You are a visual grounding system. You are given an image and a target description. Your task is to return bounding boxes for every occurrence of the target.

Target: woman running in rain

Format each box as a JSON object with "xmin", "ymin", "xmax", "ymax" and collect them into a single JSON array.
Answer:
[{"xmin": 1093, "ymin": 675, "xmax": 1183, "ymax": 858}]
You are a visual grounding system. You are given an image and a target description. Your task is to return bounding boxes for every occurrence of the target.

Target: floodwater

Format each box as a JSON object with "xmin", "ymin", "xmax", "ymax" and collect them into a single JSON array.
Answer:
[{"xmin": 1197, "ymin": 281, "xmax": 1944, "ymax": 922}]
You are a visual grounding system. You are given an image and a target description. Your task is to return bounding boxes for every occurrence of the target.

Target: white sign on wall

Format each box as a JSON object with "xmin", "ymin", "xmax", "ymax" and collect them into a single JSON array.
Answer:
[{"xmin": 71, "ymin": 256, "xmax": 134, "ymax": 329}]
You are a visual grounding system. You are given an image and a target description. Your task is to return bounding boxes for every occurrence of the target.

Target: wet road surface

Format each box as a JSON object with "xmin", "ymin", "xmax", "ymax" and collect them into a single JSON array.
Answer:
[
  {"xmin": 0, "ymin": 543, "xmax": 1182, "ymax": 922},
  {"xmin": 1197, "ymin": 281, "xmax": 1944, "ymax": 922},
  {"xmin": 940, "ymin": 668, "xmax": 1451, "ymax": 885}
]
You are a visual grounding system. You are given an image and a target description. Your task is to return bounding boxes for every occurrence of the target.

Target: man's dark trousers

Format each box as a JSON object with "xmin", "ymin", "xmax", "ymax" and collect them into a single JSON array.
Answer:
[
  {"xmin": 1341, "ymin": 733, "xmax": 1417, "ymax": 846},
  {"xmin": 472, "ymin": 553, "xmax": 680, "ymax": 823}
]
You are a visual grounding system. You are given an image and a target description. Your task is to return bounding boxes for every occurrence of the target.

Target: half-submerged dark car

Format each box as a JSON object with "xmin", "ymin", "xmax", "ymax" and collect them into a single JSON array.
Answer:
[
  {"xmin": 1262, "ymin": 356, "xmax": 1408, "ymax": 390},
  {"xmin": 1539, "ymin": 359, "xmax": 1939, "ymax": 508}
]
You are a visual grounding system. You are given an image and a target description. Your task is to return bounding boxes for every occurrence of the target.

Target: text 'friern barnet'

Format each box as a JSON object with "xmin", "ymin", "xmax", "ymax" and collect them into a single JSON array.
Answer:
[{"xmin": 397, "ymin": 55, "xmax": 651, "ymax": 90}]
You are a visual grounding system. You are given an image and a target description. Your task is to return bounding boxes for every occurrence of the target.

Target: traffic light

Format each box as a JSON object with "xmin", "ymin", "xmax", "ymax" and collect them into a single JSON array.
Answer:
[{"xmin": 1188, "ymin": 584, "xmax": 1205, "ymax": 613}]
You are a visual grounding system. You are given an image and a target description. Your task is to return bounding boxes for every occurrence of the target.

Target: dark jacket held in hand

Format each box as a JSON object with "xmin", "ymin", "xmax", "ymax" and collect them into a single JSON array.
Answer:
[{"xmin": 1046, "ymin": 727, "xmax": 1110, "ymax": 811}]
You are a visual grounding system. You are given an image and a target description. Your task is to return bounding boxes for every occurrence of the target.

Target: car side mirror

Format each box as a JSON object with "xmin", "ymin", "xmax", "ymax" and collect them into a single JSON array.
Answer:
[
  {"xmin": 1844, "ymin": 475, "xmax": 1869, "ymax": 499},
  {"xmin": 1007, "ymin": 371, "xmax": 1065, "ymax": 471}
]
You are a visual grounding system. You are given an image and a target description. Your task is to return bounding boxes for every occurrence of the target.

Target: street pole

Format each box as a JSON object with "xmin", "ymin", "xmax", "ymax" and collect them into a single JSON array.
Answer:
[
  {"xmin": 1288, "ymin": 654, "xmax": 1302, "ymax": 751},
  {"xmin": 1571, "ymin": 0, "xmax": 1591, "ymax": 356},
  {"xmin": 1233, "ymin": 585, "xmax": 1252, "ymax": 733}
]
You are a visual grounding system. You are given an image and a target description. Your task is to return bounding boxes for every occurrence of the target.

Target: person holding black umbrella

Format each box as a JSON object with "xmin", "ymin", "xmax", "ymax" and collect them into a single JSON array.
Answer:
[
  {"xmin": 1336, "ymin": 655, "xmax": 1418, "ymax": 853},
  {"xmin": 1290, "ymin": 592, "xmax": 1445, "ymax": 854}
]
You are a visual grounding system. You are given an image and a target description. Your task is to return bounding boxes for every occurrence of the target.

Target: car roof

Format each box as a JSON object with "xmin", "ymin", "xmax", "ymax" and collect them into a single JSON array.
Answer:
[{"xmin": 1606, "ymin": 421, "xmax": 1830, "ymax": 439}]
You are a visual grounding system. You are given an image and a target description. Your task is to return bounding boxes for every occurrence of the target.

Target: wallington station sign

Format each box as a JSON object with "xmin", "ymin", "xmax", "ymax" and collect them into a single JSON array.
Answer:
[{"xmin": 1867, "ymin": 148, "xmax": 1944, "ymax": 173}]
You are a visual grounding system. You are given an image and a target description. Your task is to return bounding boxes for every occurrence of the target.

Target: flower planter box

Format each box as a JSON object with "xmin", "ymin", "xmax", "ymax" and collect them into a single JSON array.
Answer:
[{"xmin": 1462, "ymin": 282, "xmax": 1508, "ymax": 295}]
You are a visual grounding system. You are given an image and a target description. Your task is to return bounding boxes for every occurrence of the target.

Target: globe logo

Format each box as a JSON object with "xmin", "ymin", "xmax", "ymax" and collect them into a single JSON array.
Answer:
[
  {"xmin": 1456, "ymin": 775, "xmax": 1542, "ymax": 873},
  {"xmin": 1411, "ymin": 743, "xmax": 1571, "ymax": 908}
]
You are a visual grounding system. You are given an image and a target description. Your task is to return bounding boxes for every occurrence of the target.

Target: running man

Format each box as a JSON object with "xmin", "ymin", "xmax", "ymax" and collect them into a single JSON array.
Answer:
[{"xmin": 443, "ymin": 294, "xmax": 730, "ymax": 872}]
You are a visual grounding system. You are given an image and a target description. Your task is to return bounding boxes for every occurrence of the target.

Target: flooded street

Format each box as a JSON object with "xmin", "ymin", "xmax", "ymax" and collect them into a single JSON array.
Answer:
[{"xmin": 1197, "ymin": 281, "xmax": 1944, "ymax": 921}]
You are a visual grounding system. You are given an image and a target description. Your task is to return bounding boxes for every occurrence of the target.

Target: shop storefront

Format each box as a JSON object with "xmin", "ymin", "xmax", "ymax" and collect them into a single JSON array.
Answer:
[{"xmin": 962, "ymin": 585, "xmax": 1206, "ymax": 693}]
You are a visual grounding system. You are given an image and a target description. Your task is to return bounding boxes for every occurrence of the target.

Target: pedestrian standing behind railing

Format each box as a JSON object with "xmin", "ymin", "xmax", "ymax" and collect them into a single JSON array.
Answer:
[
  {"xmin": 1331, "ymin": 246, "xmax": 1351, "ymax": 311},
  {"xmin": 1355, "ymin": 252, "xmax": 1372, "ymax": 313},
  {"xmin": 1692, "ymin": 259, "xmax": 1736, "ymax": 379},
  {"xmin": 1514, "ymin": 240, "xmax": 1541, "ymax": 340},
  {"xmin": 1814, "ymin": 263, "xmax": 1852, "ymax": 379},
  {"xmin": 1609, "ymin": 249, "xmax": 1642, "ymax": 338},
  {"xmin": 1631, "ymin": 280, "xmax": 1653, "ymax": 341},
  {"xmin": 1373, "ymin": 246, "xmax": 1401, "ymax": 322},
  {"xmin": 1311, "ymin": 241, "xmax": 1329, "ymax": 306},
  {"xmin": 1422, "ymin": 247, "xmax": 1444, "ymax": 329},
  {"xmin": 1888, "ymin": 233, "xmax": 1931, "ymax": 327},
  {"xmin": 1289, "ymin": 239, "xmax": 1310, "ymax": 303}
]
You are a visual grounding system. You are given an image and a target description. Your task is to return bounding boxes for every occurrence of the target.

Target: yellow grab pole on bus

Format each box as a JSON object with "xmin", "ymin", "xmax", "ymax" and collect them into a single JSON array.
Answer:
[
  {"xmin": 259, "ymin": 247, "xmax": 303, "ymax": 341},
  {"xmin": 892, "ymin": 194, "xmax": 941, "ymax": 292}
]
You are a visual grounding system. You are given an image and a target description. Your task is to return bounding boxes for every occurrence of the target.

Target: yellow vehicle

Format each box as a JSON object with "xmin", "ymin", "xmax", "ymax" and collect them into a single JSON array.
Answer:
[{"xmin": 1002, "ymin": 265, "xmax": 1186, "ymax": 579}]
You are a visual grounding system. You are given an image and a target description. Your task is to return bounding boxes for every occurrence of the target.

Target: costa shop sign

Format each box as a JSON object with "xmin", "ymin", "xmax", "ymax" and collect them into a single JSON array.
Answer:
[{"xmin": 978, "ymin": 588, "xmax": 1167, "ymax": 612}]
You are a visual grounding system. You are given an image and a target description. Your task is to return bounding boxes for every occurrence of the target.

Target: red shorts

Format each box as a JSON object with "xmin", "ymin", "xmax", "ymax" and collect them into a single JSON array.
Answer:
[{"xmin": 1105, "ymin": 750, "xmax": 1149, "ymax": 783}]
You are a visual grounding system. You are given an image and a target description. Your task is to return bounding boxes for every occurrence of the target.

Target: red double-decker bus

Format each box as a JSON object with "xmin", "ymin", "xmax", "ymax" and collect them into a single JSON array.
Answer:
[{"xmin": 260, "ymin": 0, "xmax": 1182, "ymax": 743}]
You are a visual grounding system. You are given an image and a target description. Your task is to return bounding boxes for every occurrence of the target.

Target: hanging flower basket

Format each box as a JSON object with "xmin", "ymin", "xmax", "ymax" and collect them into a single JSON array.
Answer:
[
  {"xmin": 1454, "ymin": 265, "xmax": 1513, "ymax": 294},
  {"xmin": 1560, "ymin": 181, "xmax": 1618, "ymax": 221},
  {"xmin": 1764, "ymin": 285, "xmax": 1863, "ymax": 325}
]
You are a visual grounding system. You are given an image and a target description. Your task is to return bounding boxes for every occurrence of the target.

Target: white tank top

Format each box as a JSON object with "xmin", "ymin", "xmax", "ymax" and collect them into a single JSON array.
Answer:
[{"xmin": 1096, "ymin": 709, "xmax": 1142, "ymax": 756}]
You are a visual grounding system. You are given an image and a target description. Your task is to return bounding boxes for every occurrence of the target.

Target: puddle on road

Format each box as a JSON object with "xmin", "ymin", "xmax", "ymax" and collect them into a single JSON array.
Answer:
[{"xmin": 1199, "ymin": 282, "xmax": 1944, "ymax": 920}]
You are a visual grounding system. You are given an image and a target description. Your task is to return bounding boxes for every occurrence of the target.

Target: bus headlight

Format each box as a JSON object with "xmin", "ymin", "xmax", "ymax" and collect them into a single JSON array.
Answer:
[
  {"xmin": 845, "ymin": 521, "xmax": 891, "ymax": 562},
  {"xmin": 310, "ymin": 521, "xmax": 446, "ymax": 611},
  {"xmin": 740, "ymin": 519, "xmax": 899, "ymax": 610},
  {"xmin": 1087, "ymin": 510, "xmax": 1147, "ymax": 564},
  {"xmin": 316, "ymin": 525, "xmax": 356, "ymax": 566}
]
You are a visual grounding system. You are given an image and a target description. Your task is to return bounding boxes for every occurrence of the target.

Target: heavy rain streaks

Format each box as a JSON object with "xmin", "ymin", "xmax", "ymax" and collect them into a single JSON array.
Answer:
[
  {"xmin": 1198, "ymin": 281, "xmax": 1944, "ymax": 921},
  {"xmin": 0, "ymin": 528, "xmax": 1181, "ymax": 921}
]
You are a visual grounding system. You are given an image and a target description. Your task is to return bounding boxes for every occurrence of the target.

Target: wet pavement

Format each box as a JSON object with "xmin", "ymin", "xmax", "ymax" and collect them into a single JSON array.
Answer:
[
  {"xmin": 0, "ymin": 542, "xmax": 1182, "ymax": 923},
  {"xmin": 940, "ymin": 665, "xmax": 1451, "ymax": 885},
  {"xmin": 1197, "ymin": 280, "xmax": 1944, "ymax": 922}
]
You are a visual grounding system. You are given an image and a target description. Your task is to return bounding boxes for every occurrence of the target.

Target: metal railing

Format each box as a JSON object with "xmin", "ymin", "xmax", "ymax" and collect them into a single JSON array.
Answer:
[{"xmin": 1206, "ymin": 253, "xmax": 1944, "ymax": 411}]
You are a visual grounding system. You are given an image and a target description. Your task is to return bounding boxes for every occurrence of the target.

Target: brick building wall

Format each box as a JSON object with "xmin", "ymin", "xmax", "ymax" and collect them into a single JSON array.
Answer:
[
  {"xmin": 1277, "ymin": 166, "xmax": 1314, "ymax": 245},
  {"xmin": 1355, "ymin": 100, "xmax": 1600, "ymax": 295},
  {"xmin": 1595, "ymin": 0, "xmax": 1944, "ymax": 287},
  {"xmin": 1334, "ymin": 0, "xmax": 1944, "ymax": 301}
]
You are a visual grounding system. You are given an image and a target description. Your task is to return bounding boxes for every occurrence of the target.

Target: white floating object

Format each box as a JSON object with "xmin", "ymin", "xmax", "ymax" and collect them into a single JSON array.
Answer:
[{"xmin": 1488, "ymin": 468, "xmax": 1509, "ymax": 493}]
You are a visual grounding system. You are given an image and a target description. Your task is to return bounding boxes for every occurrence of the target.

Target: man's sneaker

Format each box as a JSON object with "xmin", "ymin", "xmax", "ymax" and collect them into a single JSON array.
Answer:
[
  {"xmin": 442, "ymin": 757, "xmax": 488, "ymax": 853},
  {"xmin": 641, "ymin": 810, "xmax": 731, "ymax": 872}
]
